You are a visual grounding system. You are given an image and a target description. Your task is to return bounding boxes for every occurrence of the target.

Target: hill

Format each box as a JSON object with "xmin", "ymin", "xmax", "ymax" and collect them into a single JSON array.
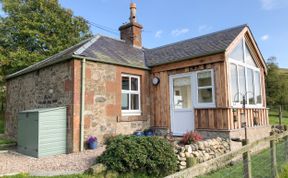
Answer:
[{"xmin": 279, "ymin": 68, "xmax": 288, "ymax": 77}]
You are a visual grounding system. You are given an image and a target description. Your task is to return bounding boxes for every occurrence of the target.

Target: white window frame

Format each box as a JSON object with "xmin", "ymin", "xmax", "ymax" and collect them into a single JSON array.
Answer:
[
  {"xmin": 194, "ymin": 69, "xmax": 216, "ymax": 108},
  {"xmin": 229, "ymin": 38, "xmax": 263, "ymax": 108},
  {"xmin": 121, "ymin": 74, "xmax": 141, "ymax": 116},
  {"xmin": 253, "ymin": 70, "xmax": 262, "ymax": 105}
]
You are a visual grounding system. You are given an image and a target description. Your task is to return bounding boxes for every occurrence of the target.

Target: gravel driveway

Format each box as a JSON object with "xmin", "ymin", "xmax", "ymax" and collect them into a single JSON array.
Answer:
[{"xmin": 0, "ymin": 146, "xmax": 105, "ymax": 175}]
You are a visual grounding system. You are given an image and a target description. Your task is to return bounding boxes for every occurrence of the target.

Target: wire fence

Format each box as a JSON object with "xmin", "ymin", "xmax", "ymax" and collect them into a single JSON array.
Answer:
[
  {"xmin": 197, "ymin": 132, "xmax": 288, "ymax": 178},
  {"xmin": 267, "ymin": 105, "xmax": 288, "ymax": 126},
  {"xmin": 268, "ymin": 105, "xmax": 288, "ymax": 111},
  {"xmin": 166, "ymin": 131, "xmax": 288, "ymax": 178}
]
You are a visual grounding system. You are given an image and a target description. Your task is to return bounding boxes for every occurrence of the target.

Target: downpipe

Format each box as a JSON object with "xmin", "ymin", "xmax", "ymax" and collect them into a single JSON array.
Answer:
[{"xmin": 80, "ymin": 58, "xmax": 86, "ymax": 151}]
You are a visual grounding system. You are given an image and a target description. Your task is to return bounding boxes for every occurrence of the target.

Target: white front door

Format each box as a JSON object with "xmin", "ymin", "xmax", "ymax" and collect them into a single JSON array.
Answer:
[{"xmin": 170, "ymin": 74, "xmax": 194, "ymax": 136}]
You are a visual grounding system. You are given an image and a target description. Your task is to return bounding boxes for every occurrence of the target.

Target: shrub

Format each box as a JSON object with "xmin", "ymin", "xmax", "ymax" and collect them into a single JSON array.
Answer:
[
  {"xmin": 186, "ymin": 157, "xmax": 197, "ymax": 168},
  {"xmin": 97, "ymin": 135, "xmax": 178, "ymax": 177},
  {"xmin": 180, "ymin": 131, "xmax": 203, "ymax": 145}
]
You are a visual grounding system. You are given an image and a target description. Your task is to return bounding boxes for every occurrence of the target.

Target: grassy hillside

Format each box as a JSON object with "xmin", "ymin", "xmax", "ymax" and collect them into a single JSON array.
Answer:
[
  {"xmin": 279, "ymin": 68, "xmax": 288, "ymax": 76},
  {"xmin": 267, "ymin": 67, "xmax": 288, "ymax": 125}
]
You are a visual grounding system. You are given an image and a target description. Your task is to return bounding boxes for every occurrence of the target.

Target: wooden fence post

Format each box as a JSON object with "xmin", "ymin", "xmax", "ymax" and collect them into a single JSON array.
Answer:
[
  {"xmin": 279, "ymin": 105, "xmax": 283, "ymax": 125},
  {"xmin": 270, "ymin": 132, "xmax": 278, "ymax": 178},
  {"xmin": 242, "ymin": 139, "xmax": 252, "ymax": 178}
]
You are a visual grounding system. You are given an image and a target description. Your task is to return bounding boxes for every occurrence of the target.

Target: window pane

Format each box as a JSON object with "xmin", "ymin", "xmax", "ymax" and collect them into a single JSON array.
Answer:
[
  {"xmin": 131, "ymin": 94, "xmax": 139, "ymax": 110},
  {"xmin": 121, "ymin": 93, "xmax": 129, "ymax": 110},
  {"xmin": 198, "ymin": 71, "xmax": 212, "ymax": 87},
  {"xmin": 255, "ymin": 71, "xmax": 262, "ymax": 104},
  {"xmin": 198, "ymin": 88, "xmax": 213, "ymax": 103},
  {"xmin": 230, "ymin": 40, "xmax": 244, "ymax": 62},
  {"xmin": 238, "ymin": 66, "xmax": 246, "ymax": 103},
  {"xmin": 131, "ymin": 77, "xmax": 138, "ymax": 91},
  {"xmin": 122, "ymin": 76, "xmax": 129, "ymax": 90},
  {"xmin": 230, "ymin": 64, "xmax": 239, "ymax": 102},
  {"xmin": 247, "ymin": 68, "xmax": 255, "ymax": 104},
  {"xmin": 245, "ymin": 44, "xmax": 257, "ymax": 67},
  {"xmin": 173, "ymin": 77, "xmax": 192, "ymax": 109}
]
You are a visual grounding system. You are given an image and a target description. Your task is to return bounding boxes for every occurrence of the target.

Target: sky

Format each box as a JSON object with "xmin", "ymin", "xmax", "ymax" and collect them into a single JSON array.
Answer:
[{"xmin": 1, "ymin": 0, "xmax": 288, "ymax": 67}]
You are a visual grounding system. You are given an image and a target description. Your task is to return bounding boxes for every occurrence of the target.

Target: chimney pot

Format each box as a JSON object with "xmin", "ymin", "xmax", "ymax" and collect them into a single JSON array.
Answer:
[
  {"xmin": 130, "ymin": 3, "xmax": 137, "ymax": 9},
  {"xmin": 129, "ymin": 3, "xmax": 137, "ymax": 23}
]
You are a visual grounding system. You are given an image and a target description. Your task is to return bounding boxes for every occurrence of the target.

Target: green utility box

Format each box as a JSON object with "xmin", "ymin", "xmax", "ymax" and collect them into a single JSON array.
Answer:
[{"xmin": 17, "ymin": 107, "xmax": 67, "ymax": 158}]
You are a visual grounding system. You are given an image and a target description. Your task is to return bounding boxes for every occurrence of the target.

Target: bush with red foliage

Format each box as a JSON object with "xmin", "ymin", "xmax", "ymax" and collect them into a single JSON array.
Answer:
[{"xmin": 180, "ymin": 131, "xmax": 203, "ymax": 145}]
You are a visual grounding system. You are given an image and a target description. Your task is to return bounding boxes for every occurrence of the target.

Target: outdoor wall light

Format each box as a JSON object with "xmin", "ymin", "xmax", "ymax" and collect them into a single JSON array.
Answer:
[{"xmin": 152, "ymin": 77, "xmax": 160, "ymax": 86}]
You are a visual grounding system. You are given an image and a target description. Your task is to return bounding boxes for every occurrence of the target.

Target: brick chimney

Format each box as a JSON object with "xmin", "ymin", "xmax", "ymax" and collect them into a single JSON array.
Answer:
[{"xmin": 119, "ymin": 3, "xmax": 143, "ymax": 48}]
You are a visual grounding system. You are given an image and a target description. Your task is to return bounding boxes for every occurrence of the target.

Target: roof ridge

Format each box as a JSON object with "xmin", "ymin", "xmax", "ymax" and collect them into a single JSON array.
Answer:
[
  {"xmin": 148, "ymin": 24, "xmax": 247, "ymax": 51},
  {"xmin": 95, "ymin": 33, "xmax": 125, "ymax": 43},
  {"xmin": 97, "ymin": 34, "xmax": 145, "ymax": 51}
]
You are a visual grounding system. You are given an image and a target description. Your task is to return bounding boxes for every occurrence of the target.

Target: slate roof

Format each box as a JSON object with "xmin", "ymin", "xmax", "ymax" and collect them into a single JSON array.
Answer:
[
  {"xmin": 78, "ymin": 35, "xmax": 146, "ymax": 69},
  {"xmin": 6, "ymin": 35, "xmax": 146, "ymax": 79},
  {"xmin": 145, "ymin": 24, "xmax": 247, "ymax": 66},
  {"xmin": 6, "ymin": 24, "xmax": 247, "ymax": 79}
]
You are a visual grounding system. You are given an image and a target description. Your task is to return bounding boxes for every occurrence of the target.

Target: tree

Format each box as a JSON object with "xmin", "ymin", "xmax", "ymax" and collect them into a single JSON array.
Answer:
[
  {"xmin": 266, "ymin": 57, "xmax": 288, "ymax": 124},
  {"xmin": 266, "ymin": 57, "xmax": 281, "ymax": 105},
  {"xmin": 0, "ymin": 0, "xmax": 92, "ymax": 110},
  {"xmin": 0, "ymin": 0, "xmax": 91, "ymax": 75}
]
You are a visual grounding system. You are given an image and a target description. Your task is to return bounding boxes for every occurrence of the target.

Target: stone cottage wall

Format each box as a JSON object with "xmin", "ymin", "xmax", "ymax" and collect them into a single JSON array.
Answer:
[
  {"xmin": 83, "ymin": 61, "xmax": 151, "ymax": 143},
  {"xmin": 5, "ymin": 61, "xmax": 74, "ymax": 150},
  {"xmin": 5, "ymin": 59, "xmax": 151, "ymax": 152}
]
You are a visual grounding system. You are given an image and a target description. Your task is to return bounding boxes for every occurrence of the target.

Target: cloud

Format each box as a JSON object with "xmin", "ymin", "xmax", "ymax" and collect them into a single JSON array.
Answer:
[
  {"xmin": 198, "ymin": 25, "xmax": 213, "ymax": 33},
  {"xmin": 261, "ymin": 34, "xmax": 270, "ymax": 41},
  {"xmin": 155, "ymin": 30, "xmax": 163, "ymax": 38},
  {"xmin": 260, "ymin": 0, "xmax": 288, "ymax": 10},
  {"xmin": 171, "ymin": 28, "xmax": 190, "ymax": 37}
]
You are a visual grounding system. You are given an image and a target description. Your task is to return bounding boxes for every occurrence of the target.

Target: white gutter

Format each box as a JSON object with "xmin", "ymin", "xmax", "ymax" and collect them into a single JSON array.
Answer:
[{"xmin": 80, "ymin": 58, "xmax": 86, "ymax": 151}]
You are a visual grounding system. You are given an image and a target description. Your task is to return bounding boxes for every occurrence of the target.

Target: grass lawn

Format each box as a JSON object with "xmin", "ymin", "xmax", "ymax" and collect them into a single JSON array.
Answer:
[
  {"xmin": 269, "ymin": 108, "xmax": 288, "ymax": 125},
  {"xmin": 199, "ymin": 141, "xmax": 287, "ymax": 178}
]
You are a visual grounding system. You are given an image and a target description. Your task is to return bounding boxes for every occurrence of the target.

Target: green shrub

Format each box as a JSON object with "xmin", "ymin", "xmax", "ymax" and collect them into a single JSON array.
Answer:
[
  {"xmin": 97, "ymin": 135, "xmax": 178, "ymax": 177},
  {"xmin": 186, "ymin": 157, "xmax": 197, "ymax": 168}
]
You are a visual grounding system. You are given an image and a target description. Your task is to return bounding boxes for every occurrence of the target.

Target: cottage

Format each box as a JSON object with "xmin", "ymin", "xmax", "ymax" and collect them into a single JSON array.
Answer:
[{"xmin": 5, "ymin": 3, "xmax": 269, "ymax": 153}]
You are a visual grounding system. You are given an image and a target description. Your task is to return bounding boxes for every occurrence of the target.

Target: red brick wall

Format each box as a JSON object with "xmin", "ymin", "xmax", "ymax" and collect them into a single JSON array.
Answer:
[{"xmin": 71, "ymin": 59, "xmax": 81, "ymax": 152}]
